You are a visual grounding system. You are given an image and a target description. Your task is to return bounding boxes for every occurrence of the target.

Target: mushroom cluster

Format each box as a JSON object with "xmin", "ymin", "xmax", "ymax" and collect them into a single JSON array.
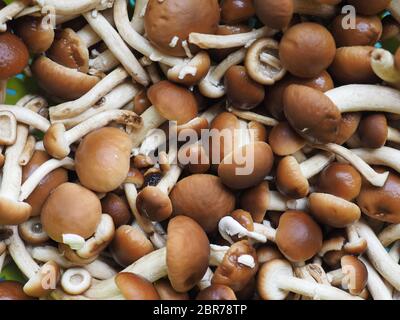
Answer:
[{"xmin": 0, "ymin": 0, "xmax": 399, "ymax": 301}]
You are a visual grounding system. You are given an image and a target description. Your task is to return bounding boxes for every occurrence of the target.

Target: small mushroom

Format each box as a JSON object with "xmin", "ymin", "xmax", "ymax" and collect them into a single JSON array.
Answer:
[
  {"xmin": 268, "ymin": 122, "xmax": 306, "ymax": 156},
  {"xmin": 0, "ymin": 281, "xmax": 33, "ymax": 300},
  {"xmin": 115, "ymin": 272, "xmax": 160, "ymax": 300},
  {"xmin": 170, "ymin": 174, "xmax": 236, "ymax": 233},
  {"xmin": 257, "ymin": 259, "xmax": 362, "ymax": 300},
  {"xmin": 344, "ymin": 224, "xmax": 367, "ymax": 255},
  {"xmin": 358, "ymin": 113, "xmax": 400, "ymax": 148},
  {"xmin": 154, "ymin": 279, "xmax": 189, "ymax": 300},
  {"xmin": 101, "ymin": 193, "xmax": 131, "ymax": 227},
  {"xmin": 378, "ymin": 224, "xmax": 400, "ymax": 248},
  {"xmin": 197, "ymin": 284, "xmax": 237, "ymax": 300},
  {"xmin": 279, "ymin": 22, "xmax": 336, "ymax": 78},
  {"xmin": 18, "ymin": 217, "xmax": 49, "ymax": 245},
  {"xmin": 0, "ymin": 111, "xmax": 16, "ymax": 145},
  {"xmin": 221, "ymin": 0, "xmax": 255, "ymax": 25},
  {"xmin": 41, "ymin": 182, "xmax": 102, "ymax": 243},
  {"xmin": 61, "ymin": 268, "xmax": 92, "ymax": 295}
]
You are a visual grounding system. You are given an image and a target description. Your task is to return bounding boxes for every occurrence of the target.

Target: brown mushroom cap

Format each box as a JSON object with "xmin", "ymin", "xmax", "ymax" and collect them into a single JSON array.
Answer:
[
  {"xmin": 22, "ymin": 150, "xmax": 68, "ymax": 216},
  {"xmin": 340, "ymin": 255, "xmax": 368, "ymax": 295},
  {"xmin": 346, "ymin": 0, "xmax": 390, "ymax": 16},
  {"xmin": 317, "ymin": 163, "xmax": 362, "ymax": 201},
  {"xmin": 210, "ymin": 24, "xmax": 252, "ymax": 62},
  {"xmin": 144, "ymin": 0, "xmax": 220, "ymax": 57},
  {"xmin": 218, "ymin": 141, "xmax": 274, "ymax": 190},
  {"xmin": 212, "ymin": 240, "xmax": 258, "ymax": 292},
  {"xmin": 275, "ymin": 210, "xmax": 323, "ymax": 263},
  {"xmin": 47, "ymin": 28, "xmax": 89, "ymax": 73},
  {"xmin": 224, "ymin": 65, "xmax": 265, "ymax": 110},
  {"xmin": 101, "ymin": 193, "xmax": 131, "ymax": 227},
  {"xmin": 196, "ymin": 284, "xmax": 237, "ymax": 300},
  {"xmin": 239, "ymin": 181, "xmax": 270, "ymax": 223},
  {"xmin": 111, "ymin": 225, "xmax": 154, "ymax": 266},
  {"xmin": 257, "ymin": 244, "xmax": 284, "ymax": 264},
  {"xmin": 31, "ymin": 56, "xmax": 100, "ymax": 100},
  {"xmin": 115, "ymin": 273, "xmax": 160, "ymax": 300},
  {"xmin": 231, "ymin": 209, "xmax": 254, "ymax": 232},
  {"xmin": 276, "ymin": 156, "xmax": 309, "ymax": 199},
  {"xmin": 280, "ymin": 22, "xmax": 336, "ymax": 78},
  {"xmin": 58, "ymin": 243, "xmax": 97, "ymax": 265},
  {"xmin": 13, "ymin": 16, "xmax": 55, "ymax": 54},
  {"xmin": 221, "ymin": 0, "xmax": 255, "ymax": 24},
  {"xmin": 330, "ymin": 14, "xmax": 382, "ymax": 47},
  {"xmin": 154, "ymin": 279, "xmax": 189, "ymax": 300},
  {"xmin": 133, "ymin": 90, "xmax": 152, "ymax": 115},
  {"xmin": 253, "ymin": 0, "xmax": 293, "ymax": 29},
  {"xmin": 268, "ymin": 122, "xmax": 306, "ymax": 156},
  {"xmin": 147, "ymin": 80, "xmax": 198, "ymax": 125},
  {"xmin": 0, "ymin": 32, "xmax": 29, "ymax": 80},
  {"xmin": 283, "ymin": 84, "xmax": 341, "ymax": 143},
  {"xmin": 358, "ymin": 113, "xmax": 388, "ymax": 148},
  {"xmin": 335, "ymin": 112, "xmax": 362, "ymax": 145},
  {"xmin": 357, "ymin": 170, "xmax": 400, "ymax": 223},
  {"xmin": 136, "ymin": 186, "xmax": 173, "ymax": 222},
  {"xmin": 41, "ymin": 182, "xmax": 102, "ymax": 242},
  {"xmin": 167, "ymin": 216, "xmax": 210, "ymax": 292},
  {"xmin": 178, "ymin": 143, "xmax": 210, "ymax": 174},
  {"xmin": 0, "ymin": 281, "xmax": 33, "ymax": 300},
  {"xmin": 75, "ymin": 127, "xmax": 133, "ymax": 193},
  {"xmin": 264, "ymin": 71, "xmax": 334, "ymax": 120},
  {"xmin": 170, "ymin": 174, "xmax": 236, "ymax": 233},
  {"xmin": 329, "ymin": 46, "xmax": 379, "ymax": 84},
  {"xmin": 308, "ymin": 193, "xmax": 361, "ymax": 228}
]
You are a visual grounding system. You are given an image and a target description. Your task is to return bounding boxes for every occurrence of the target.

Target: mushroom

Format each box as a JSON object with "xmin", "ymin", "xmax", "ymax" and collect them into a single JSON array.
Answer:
[
  {"xmin": 326, "ymin": 255, "xmax": 368, "ymax": 295},
  {"xmin": 18, "ymin": 216, "xmax": 49, "ymax": 245},
  {"xmin": 114, "ymin": 0, "xmax": 211, "ymax": 86},
  {"xmin": 101, "ymin": 193, "xmax": 131, "ymax": 227},
  {"xmin": 389, "ymin": 0, "xmax": 400, "ymax": 24},
  {"xmin": 378, "ymin": 224, "xmax": 400, "ymax": 248},
  {"xmin": 279, "ymin": 22, "xmax": 336, "ymax": 78},
  {"xmin": 330, "ymin": 14, "xmax": 382, "ymax": 47},
  {"xmin": 82, "ymin": 10, "xmax": 149, "ymax": 86},
  {"xmin": 0, "ymin": 0, "xmax": 32, "ymax": 32},
  {"xmin": 0, "ymin": 281, "xmax": 33, "ymax": 300},
  {"xmin": 0, "ymin": 125, "xmax": 31, "ymax": 224},
  {"xmin": 257, "ymin": 259, "xmax": 362, "ymax": 300},
  {"xmin": 329, "ymin": 46, "xmax": 379, "ymax": 84},
  {"xmin": 170, "ymin": 174, "xmax": 236, "ymax": 233},
  {"xmin": 344, "ymin": 224, "xmax": 367, "ymax": 255},
  {"xmin": 276, "ymin": 152, "xmax": 334, "ymax": 199},
  {"xmin": 0, "ymin": 111, "xmax": 16, "ymax": 145},
  {"xmin": 317, "ymin": 162, "xmax": 362, "ymax": 201},
  {"xmin": 245, "ymin": 38, "xmax": 286, "ymax": 85},
  {"xmin": 197, "ymin": 284, "xmax": 237, "ymax": 300},
  {"xmin": 357, "ymin": 170, "xmax": 400, "ymax": 223},
  {"xmin": 189, "ymin": 26, "xmax": 277, "ymax": 50},
  {"xmin": 41, "ymin": 182, "xmax": 102, "ymax": 243},
  {"xmin": 74, "ymin": 127, "xmax": 132, "ymax": 193},
  {"xmin": 111, "ymin": 225, "xmax": 154, "ymax": 267},
  {"xmin": 130, "ymin": 0, "xmax": 148, "ymax": 34},
  {"xmin": 44, "ymin": 109, "xmax": 142, "ymax": 159},
  {"xmin": 218, "ymin": 215, "xmax": 267, "ymax": 244},
  {"xmin": 19, "ymin": 151, "xmax": 71, "ymax": 216},
  {"xmin": 129, "ymin": 81, "xmax": 197, "ymax": 148},
  {"xmin": 268, "ymin": 122, "xmax": 306, "ymax": 156},
  {"xmin": 115, "ymin": 272, "xmax": 160, "ymax": 300},
  {"xmin": 358, "ymin": 113, "xmax": 400, "ymax": 148},
  {"xmin": 61, "ymin": 268, "xmax": 92, "ymax": 295},
  {"xmin": 371, "ymin": 48, "xmax": 400, "ymax": 88},
  {"xmin": 19, "ymin": 134, "xmax": 36, "ymax": 166},
  {"xmin": 221, "ymin": 0, "xmax": 255, "ymax": 25},
  {"xmin": 0, "ymin": 32, "xmax": 29, "ymax": 102},
  {"xmin": 253, "ymin": 0, "xmax": 337, "ymax": 30},
  {"xmin": 13, "ymin": 15, "xmax": 54, "ymax": 53},
  {"xmin": 0, "ymin": 105, "xmax": 49, "ymax": 132},
  {"xmin": 355, "ymin": 219, "xmax": 400, "ymax": 291},
  {"xmin": 227, "ymin": 107, "xmax": 279, "ymax": 127},
  {"xmin": 49, "ymin": 67, "xmax": 130, "ymax": 120}
]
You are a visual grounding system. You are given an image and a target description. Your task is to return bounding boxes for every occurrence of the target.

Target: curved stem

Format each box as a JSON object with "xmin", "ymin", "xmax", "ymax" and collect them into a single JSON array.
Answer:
[
  {"xmin": 350, "ymin": 147, "xmax": 400, "ymax": 175},
  {"xmin": 130, "ymin": 0, "xmax": 148, "ymax": 34},
  {"xmin": 379, "ymin": 224, "xmax": 400, "ymax": 247},
  {"xmin": 387, "ymin": 127, "xmax": 400, "ymax": 144},
  {"xmin": 0, "ymin": 105, "xmax": 50, "ymax": 132},
  {"xmin": 371, "ymin": 48, "xmax": 400, "ymax": 86},
  {"xmin": 227, "ymin": 107, "xmax": 279, "ymax": 127},
  {"xmin": 35, "ymin": 0, "xmax": 113, "ymax": 15}
]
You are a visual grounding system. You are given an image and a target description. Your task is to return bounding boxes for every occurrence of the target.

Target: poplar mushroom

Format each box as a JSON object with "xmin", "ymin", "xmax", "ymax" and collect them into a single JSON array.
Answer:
[{"xmin": 358, "ymin": 113, "xmax": 400, "ymax": 148}]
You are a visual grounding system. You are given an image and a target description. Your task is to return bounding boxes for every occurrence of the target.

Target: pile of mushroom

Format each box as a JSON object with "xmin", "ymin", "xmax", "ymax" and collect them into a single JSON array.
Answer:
[{"xmin": 0, "ymin": 0, "xmax": 400, "ymax": 301}]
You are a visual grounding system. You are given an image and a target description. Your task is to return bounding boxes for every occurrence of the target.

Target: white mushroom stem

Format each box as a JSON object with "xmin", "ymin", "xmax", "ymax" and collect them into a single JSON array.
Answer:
[
  {"xmin": 83, "ymin": 259, "xmax": 117, "ymax": 280},
  {"xmin": 359, "ymin": 256, "xmax": 393, "ymax": 300},
  {"xmin": 189, "ymin": 26, "xmax": 277, "ymax": 49},
  {"xmin": 325, "ymin": 84, "xmax": 400, "ymax": 115},
  {"xmin": 227, "ymin": 107, "xmax": 279, "ymax": 127},
  {"xmin": 139, "ymin": 129, "xmax": 167, "ymax": 157},
  {"xmin": 0, "ymin": 0, "xmax": 30, "ymax": 32},
  {"xmin": 318, "ymin": 237, "xmax": 345, "ymax": 257},
  {"xmin": 388, "ymin": 127, "xmax": 400, "ymax": 143},
  {"xmin": 379, "ymin": 224, "xmax": 400, "ymax": 247},
  {"xmin": 0, "ymin": 105, "xmax": 50, "ymax": 132},
  {"xmin": 19, "ymin": 157, "xmax": 74, "ymax": 201},
  {"xmin": 53, "ymin": 244, "xmax": 230, "ymax": 300},
  {"xmin": 114, "ymin": 0, "xmax": 183, "ymax": 67},
  {"xmin": 157, "ymin": 163, "xmax": 182, "ymax": 195},
  {"xmin": 131, "ymin": 0, "xmax": 148, "ymax": 33},
  {"xmin": 17, "ymin": 94, "xmax": 48, "ymax": 116},
  {"xmin": 7, "ymin": 225, "xmax": 40, "ymax": 279},
  {"xmin": 197, "ymin": 268, "xmax": 213, "ymax": 290},
  {"xmin": 34, "ymin": 0, "xmax": 114, "ymax": 15},
  {"xmin": 313, "ymin": 143, "xmax": 389, "ymax": 187},
  {"xmin": 83, "ymin": 10, "xmax": 149, "ymax": 86},
  {"xmin": 388, "ymin": 0, "xmax": 400, "ymax": 24},
  {"xmin": 371, "ymin": 48, "xmax": 400, "ymax": 87},
  {"xmin": 130, "ymin": 106, "xmax": 166, "ymax": 148},
  {"xmin": 344, "ymin": 224, "xmax": 366, "ymax": 251},
  {"xmin": 89, "ymin": 49, "xmax": 119, "ymax": 72},
  {"xmin": 53, "ymin": 81, "xmax": 140, "ymax": 129},
  {"xmin": 199, "ymin": 48, "xmax": 246, "ymax": 98},
  {"xmin": 145, "ymin": 63, "xmax": 162, "ymax": 84},
  {"xmin": 18, "ymin": 135, "xmax": 36, "ymax": 166},
  {"xmin": 296, "ymin": 152, "xmax": 335, "ymax": 179},
  {"xmin": 0, "ymin": 251, "xmax": 5, "ymax": 272},
  {"xmin": 50, "ymin": 67, "xmax": 129, "ymax": 120},
  {"xmin": 0, "ymin": 125, "xmax": 28, "ymax": 202},
  {"xmin": 218, "ymin": 216, "xmax": 267, "ymax": 244},
  {"xmin": 76, "ymin": 9, "xmax": 114, "ymax": 47},
  {"xmin": 61, "ymin": 268, "xmax": 92, "ymax": 295},
  {"xmin": 389, "ymin": 241, "xmax": 400, "ymax": 263},
  {"xmin": 253, "ymin": 220, "xmax": 276, "ymax": 242},
  {"xmin": 355, "ymin": 219, "xmax": 400, "ymax": 291},
  {"xmin": 349, "ymin": 147, "xmax": 400, "ymax": 175}
]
